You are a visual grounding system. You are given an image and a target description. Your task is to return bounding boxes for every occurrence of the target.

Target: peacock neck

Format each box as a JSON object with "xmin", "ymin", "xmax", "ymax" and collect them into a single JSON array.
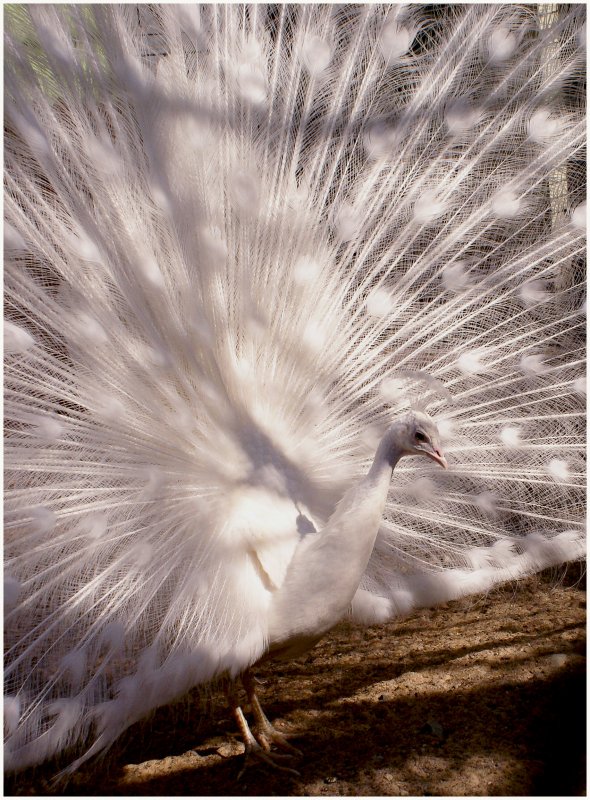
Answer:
[
  {"xmin": 367, "ymin": 423, "xmax": 404, "ymax": 483},
  {"xmin": 267, "ymin": 423, "xmax": 403, "ymax": 651}
]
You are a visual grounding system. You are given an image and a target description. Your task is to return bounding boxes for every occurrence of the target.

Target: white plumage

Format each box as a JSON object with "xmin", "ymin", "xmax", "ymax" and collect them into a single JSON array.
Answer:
[{"xmin": 4, "ymin": 3, "xmax": 586, "ymax": 775}]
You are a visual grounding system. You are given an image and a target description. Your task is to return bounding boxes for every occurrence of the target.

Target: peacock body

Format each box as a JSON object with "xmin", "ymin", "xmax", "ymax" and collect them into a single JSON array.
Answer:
[{"xmin": 4, "ymin": 3, "xmax": 586, "ymax": 774}]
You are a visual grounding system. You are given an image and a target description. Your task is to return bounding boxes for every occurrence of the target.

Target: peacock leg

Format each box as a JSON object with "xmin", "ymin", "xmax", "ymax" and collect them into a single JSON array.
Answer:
[
  {"xmin": 227, "ymin": 678, "xmax": 300, "ymax": 777},
  {"xmin": 242, "ymin": 669, "xmax": 302, "ymax": 756}
]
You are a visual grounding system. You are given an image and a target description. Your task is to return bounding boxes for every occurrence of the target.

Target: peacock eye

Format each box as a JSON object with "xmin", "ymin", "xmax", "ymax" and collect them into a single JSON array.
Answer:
[{"xmin": 415, "ymin": 431, "xmax": 427, "ymax": 442}]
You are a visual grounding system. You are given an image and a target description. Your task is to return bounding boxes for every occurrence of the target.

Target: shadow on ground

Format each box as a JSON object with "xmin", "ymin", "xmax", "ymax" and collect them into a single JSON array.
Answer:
[{"xmin": 6, "ymin": 571, "xmax": 586, "ymax": 797}]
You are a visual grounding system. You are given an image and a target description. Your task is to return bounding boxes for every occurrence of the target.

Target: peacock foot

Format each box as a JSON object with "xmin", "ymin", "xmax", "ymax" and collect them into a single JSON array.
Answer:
[
  {"xmin": 243, "ymin": 668, "xmax": 303, "ymax": 757},
  {"xmin": 228, "ymin": 669, "xmax": 302, "ymax": 776},
  {"xmin": 252, "ymin": 721, "xmax": 302, "ymax": 756},
  {"xmin": 232, "ymin": 704, "xmax": 300, "ymax": 778}
]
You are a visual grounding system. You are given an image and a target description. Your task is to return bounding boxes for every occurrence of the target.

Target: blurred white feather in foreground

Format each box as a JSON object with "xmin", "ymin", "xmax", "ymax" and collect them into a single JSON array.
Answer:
[{"xmin": 4, "ymin": 3, "xmax": 586, "ymax": 774}]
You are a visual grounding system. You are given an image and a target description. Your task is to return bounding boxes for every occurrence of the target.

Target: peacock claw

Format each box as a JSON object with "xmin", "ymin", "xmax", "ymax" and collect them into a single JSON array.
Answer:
[
  {"xmin": 238, "ymin": 742, "xmax": 301, "ymax": 778},
  {"xmin": 253, "ymin": 725, "xmax": 303, "ymax": 756}
]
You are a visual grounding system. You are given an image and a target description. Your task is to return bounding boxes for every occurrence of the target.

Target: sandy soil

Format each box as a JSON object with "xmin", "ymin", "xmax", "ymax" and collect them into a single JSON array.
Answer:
[{"xmin": 7, "ymin": 569, "xmax": 586, "ymax": 797}]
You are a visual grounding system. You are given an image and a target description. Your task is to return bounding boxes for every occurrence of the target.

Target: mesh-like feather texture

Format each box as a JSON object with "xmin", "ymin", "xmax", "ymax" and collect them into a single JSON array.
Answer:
[{"xmin": 4, "ymin": 4, "xmax": 586, "ymax": 772}]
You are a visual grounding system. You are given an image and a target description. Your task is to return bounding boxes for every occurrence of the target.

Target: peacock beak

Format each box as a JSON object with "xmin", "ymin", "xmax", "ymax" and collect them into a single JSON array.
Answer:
[{"xmin": 427, "ymin": 447, "xmax": 448, "ymax": 469}]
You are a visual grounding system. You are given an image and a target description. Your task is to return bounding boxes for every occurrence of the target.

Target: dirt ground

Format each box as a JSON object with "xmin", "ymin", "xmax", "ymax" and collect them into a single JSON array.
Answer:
[{"xmin": 6, "ymin": 569, "xmax": 586, "ymax": 797}]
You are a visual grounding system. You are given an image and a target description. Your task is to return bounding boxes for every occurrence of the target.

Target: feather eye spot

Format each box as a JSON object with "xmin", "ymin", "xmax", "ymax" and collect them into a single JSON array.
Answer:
[
  {"xmin": 573, "ymin": 376, "xmax": 586, "ymax": 395},
  {"xmin": 379, "ymin": 22, "xmax": 414, "ymax": 62},
  {"xmin": 365, "ymin": 288, "xmax": 394, "ymax": 317},
  {"xmin": 4, "ymin": 223, "xmax": 26, "ymax": 251},
  {"xmin": 4, "ymin": 696, "xmax": 21, "ymax": 737},
  {"xmin": 300, "ymin": 35, "xmax": 332, "ymax": 76},
  {"xmin": 238, "ymin": 63, "xmax": 267, "ymax": 105},
  {"xmin": 520, "ymin": 280, "xmax": 549, "ymax": 307},
  {"xmin": 442, "ymin": 262, "xmax": 471, "ymax": 293},
  {"xmin": 4, "ymin": 321, "xmax": 35, "ymax": 354},
  {"xmin": 548, "ymin": 459, "xmax": 569, "ymax": 482},
  {"xmin": 500, "ymin": 426, "xmax": 522, "ymax": 448},
  {"xmin": 572, "ymin": 202, "xmax": 586, "ymax": 230},
  {"xmin": 487, "ymin": 27, "xmax": 517, "ymax": 63},
  {"xmin": 457, "ymin": 349, "xmax": 488, "ymax": 376},
  {"xmin": 29, "ymin": 506, "xmax": 56, "ymax": 535},
  {"xmin": 520, "ymin": 354, "xmax": 548, "ymax": 376},
  {"xmin": 413, "ymin": 190, "xmax": 446, "ymax": 224},
  {"xmin": 445, "ymin": 99, "xmax": 481, "ymax": 134},
  {"xmin": 528, "ymin": 108, "xmax": 562, "ymax": 144},
  {"xmin": 491, "ymin": 190, "xmax": 521, "ymax": 219},
  {"xmin": 4, "ymin": 576, "xmax": 22, "ymax": 611}
]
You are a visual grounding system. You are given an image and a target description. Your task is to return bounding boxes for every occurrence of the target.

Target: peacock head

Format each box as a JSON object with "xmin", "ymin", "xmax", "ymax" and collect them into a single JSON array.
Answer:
[{"xmin": 397, "ymin": 411, "xmax": 447, "ymax": 469}]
